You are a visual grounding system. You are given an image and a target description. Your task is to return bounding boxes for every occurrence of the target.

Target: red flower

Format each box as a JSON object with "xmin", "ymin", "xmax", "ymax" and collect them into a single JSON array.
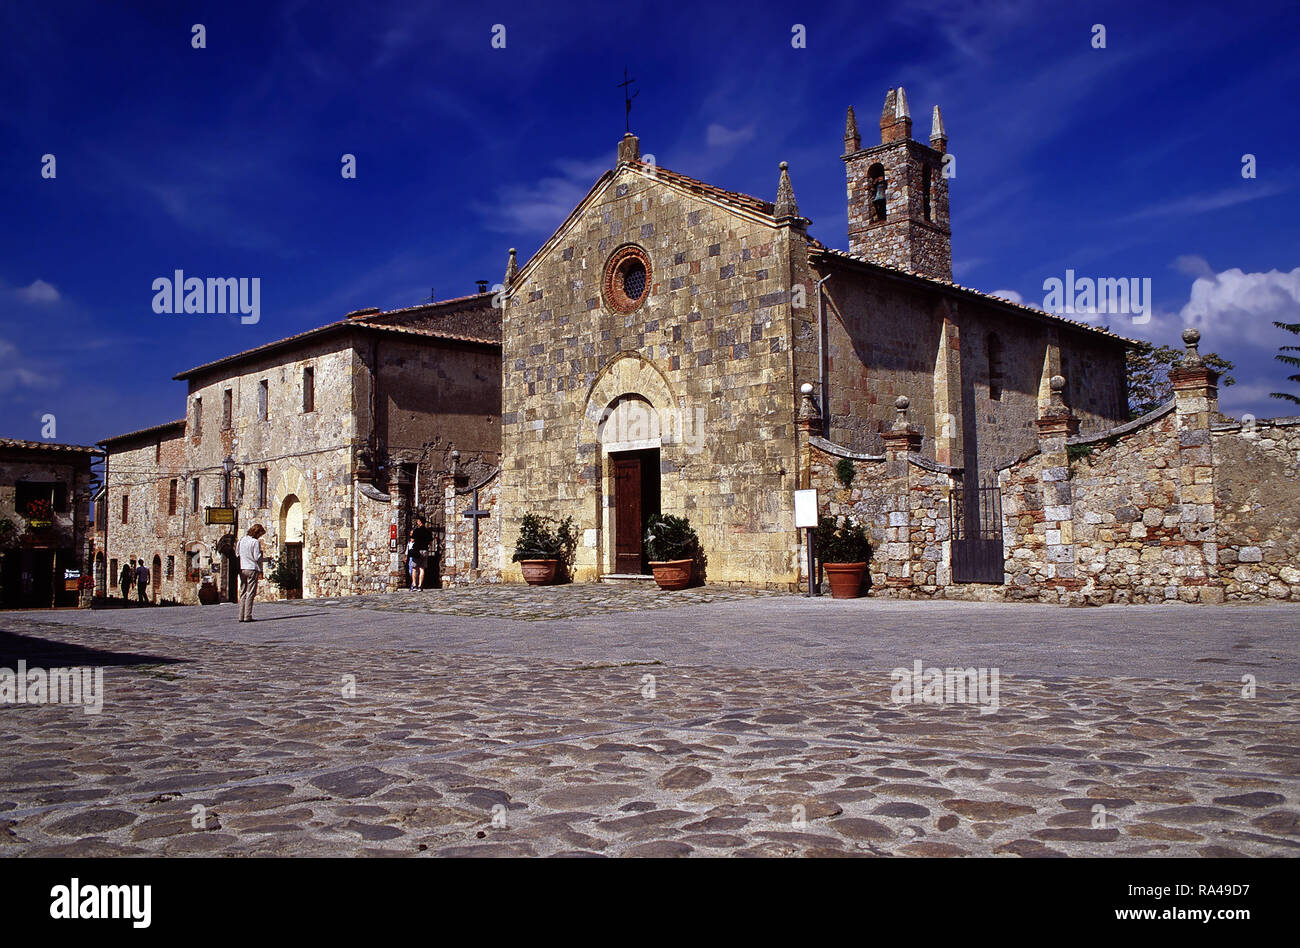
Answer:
[{"xmin": 25, "ymin": 498, "xmax": 53, "ymax": 521}]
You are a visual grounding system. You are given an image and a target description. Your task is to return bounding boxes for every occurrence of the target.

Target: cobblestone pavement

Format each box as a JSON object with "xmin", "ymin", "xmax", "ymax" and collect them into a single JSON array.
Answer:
[
  {"xmin": 3, "ymin": 591, "xmax": 1300, "ymax": 857},
  {"xmin": 312, "ymin": 583, "xmax": 784, "ymax": 620}
]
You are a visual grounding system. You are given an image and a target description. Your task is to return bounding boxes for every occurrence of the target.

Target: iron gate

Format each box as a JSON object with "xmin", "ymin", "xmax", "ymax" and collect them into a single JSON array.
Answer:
[{"xmin": 950, "ymin": 475, "xmax": 1005, "ymax": 584}]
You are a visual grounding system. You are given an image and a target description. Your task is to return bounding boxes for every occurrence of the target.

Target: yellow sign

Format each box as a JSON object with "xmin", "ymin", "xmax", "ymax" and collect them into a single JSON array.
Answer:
[{"xmin": 205, "ymin": 507, "xmax": 236, "ymax": 525}]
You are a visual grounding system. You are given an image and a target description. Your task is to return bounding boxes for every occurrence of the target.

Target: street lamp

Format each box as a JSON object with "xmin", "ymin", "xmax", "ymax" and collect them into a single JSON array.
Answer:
[{"xmin": 222, "ymin": 455, "xmax": 234, "ymax": 506}]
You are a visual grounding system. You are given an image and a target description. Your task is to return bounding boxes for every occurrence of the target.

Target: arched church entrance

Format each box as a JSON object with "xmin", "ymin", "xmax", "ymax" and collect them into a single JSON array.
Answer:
[{"xmin": 598, "ymin": 394, "xmax": 662, "ymax": 576}]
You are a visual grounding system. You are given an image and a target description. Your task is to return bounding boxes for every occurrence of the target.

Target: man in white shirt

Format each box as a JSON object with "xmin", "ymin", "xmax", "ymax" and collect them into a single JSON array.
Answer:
[{"xmin": 236, "ymin": 524, "xmax": 266, "ymax": 622}]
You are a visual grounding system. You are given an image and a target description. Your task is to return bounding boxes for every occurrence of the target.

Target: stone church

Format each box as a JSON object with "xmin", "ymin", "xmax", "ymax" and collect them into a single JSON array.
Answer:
[{"xmin": 497, "ymin": 88, "xmax": 1130, "ymax": 588}]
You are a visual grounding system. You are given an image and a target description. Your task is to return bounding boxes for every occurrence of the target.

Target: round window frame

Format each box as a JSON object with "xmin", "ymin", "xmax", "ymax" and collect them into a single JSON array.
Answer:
[{"xmin": 603, "ymin": 245, "xmax": 653, "ymax": 314}]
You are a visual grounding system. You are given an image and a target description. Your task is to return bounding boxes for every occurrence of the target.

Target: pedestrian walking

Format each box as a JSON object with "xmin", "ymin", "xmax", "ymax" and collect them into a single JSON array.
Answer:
[
  {"xmin": 408, "ymin": 514, "xmax": 432, "ymax": 590},
  {"xmin": 120, "ymin": 559, "xmax": 134, "ymax": 603},
  {"xmin": 135, "ymin": 558, "xmax": 150, "ymax": 604},
  {"xmin": 237, "ymin": 524, "xmax": 266, "ymax": 622}
]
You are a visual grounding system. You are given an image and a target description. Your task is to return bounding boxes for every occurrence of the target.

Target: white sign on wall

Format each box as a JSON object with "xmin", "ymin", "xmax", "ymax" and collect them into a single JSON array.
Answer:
[{"xmin": 794, "ymin": 489, "xmax": 819, "ymax": 529}]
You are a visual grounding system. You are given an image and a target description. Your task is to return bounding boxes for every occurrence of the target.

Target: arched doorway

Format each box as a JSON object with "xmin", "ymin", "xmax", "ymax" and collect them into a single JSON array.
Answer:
[
  {"xmin": 598, "ymin": 394, "xmax": 662, "ymax": 576},
  {"xmin": 151, "ymin": 555, "xmax": 162, "ymax": 603},
  {"xmin": 280, "ymin": 494, "xmax": 304, "ymax": 596}
]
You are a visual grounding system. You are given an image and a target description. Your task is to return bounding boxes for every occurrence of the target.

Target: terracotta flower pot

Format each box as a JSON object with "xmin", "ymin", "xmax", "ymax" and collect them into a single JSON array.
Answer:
[
  {"xmin": 650, "ymin": 559, "xmax": 694, "ymax": 590},
  {"xmin": 198, "ymin": 582, "xmax": 221, "ymax": 605},
  {"xmin": 824, "ymin": 561, "xmax": 867, "ymax": 599},
  {"xmin": 520, "ymin": 559, "xmax": 560, "ymax": 585}
]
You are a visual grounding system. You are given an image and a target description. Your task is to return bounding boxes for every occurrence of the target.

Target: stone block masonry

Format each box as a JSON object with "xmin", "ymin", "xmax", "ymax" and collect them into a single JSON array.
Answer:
[{"xmin": 807, "ymin": 331, "xmax": 1300, "ymax": 605}]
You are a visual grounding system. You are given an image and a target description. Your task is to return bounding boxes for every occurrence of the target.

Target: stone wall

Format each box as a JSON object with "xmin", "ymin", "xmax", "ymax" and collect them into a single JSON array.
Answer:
[
  {"xmin": 441, "ymin": 468, "xmax": 502, "ymax": 585},
  {"xmin": 804, "ymin": 333, "xmax": 1300, "ymax": 605},
  {"xmin": 1212, "ymin": 416, "xmax": 1300, "ymax": 600}
]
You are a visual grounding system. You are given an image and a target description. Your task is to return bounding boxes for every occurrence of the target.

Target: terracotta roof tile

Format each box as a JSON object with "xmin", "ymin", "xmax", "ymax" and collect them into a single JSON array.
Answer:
[
  {"xmin": 97, "ymin": 419, "xmax": 187, "ymax": 447},
  {"xmin": 811, "ymin": 247, "xmax": 1135, "ymax": 344},
  {"xmin": 0, "ymin": 437, "xmax": 102, "ymax": 454}
]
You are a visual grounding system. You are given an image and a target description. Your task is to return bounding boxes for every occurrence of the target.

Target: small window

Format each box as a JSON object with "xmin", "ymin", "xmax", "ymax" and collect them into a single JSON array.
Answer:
[
  {"xmin": 110, "ymin": 558, "xmax": 118, "ymax": 581},
  {"xmin": 222, "ymin": 389, "xmax": 233, "ymax": 429},
  {"xmin": 303, "ymin": 367, "xmax": 315, "ymax": 413},
  {"xmin": 168, "ymin": 479, "xmax": 177, "ymax": 515},
  {"xmin": 988, "ymin": 333, "xmax": 1004, "ymax": 401},
  {"xmin": 155, "ymin": 441, "xmax": 161, "ymax": 463},
  {"xmin": 922, "ymin": 165, "xmax": 932, "ymax": 222},
  {"xmin": 258, "ymin": 380, "xmax": 269, "ymax": 422},
  {"xmin": 192, "ymin": 396, "xmax": 202, "ymax": 436},
  {"xmin": 166, "ymin": 556, "xmax": 175, "ymax": 580},
  {"xmin": 121, "ymin": 494, "xmax": 129, "ymax": 523},
  {"xmin": 186, "ymin": 551, "xmax": 198, "ymax": 580},
  {"xmin": 191, "ymin": 477, "xmax": 199, "ymax": 513},
  {"xmin": 257, "ymin": 468, "xmax": 268, "ymax": 508}
]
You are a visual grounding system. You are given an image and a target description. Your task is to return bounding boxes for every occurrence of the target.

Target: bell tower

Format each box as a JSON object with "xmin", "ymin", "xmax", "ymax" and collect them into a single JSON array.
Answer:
[{"xmin": 843, "ymin": 88, "xmax": 952, "ymax": 280}]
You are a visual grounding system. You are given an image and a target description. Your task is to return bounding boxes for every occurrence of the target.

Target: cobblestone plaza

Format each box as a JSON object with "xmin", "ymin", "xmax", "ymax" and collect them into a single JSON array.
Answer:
[{"xmin": 2, "ymin": 589, "xmax": 1297, "ymax": 857}]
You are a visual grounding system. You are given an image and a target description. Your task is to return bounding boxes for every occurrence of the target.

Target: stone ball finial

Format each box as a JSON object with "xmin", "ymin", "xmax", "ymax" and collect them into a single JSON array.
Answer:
[
  {"xmin": 800, "ymin": 382, "xmax": 813, "ymax": 395},
  {"xmin": 508, "ymin": 248, "xmax": 516, "ymax": 255},
  {"xmin": 895, "ymin": 395, "xmax": 910, "ymax": 411},
  {"xmin": 779, "ymin": 161, "xmax": 789, "ymax": 171},
  {"xmin": 451, "ymin": 450, "xmax": 460, "ymax": 461},
  {"xmin": 1182, "ymin": 327, "xmax": 1201, "ymax": 347},
  {"xmin": 1050, "ymin": 375, "xmax": 1066, "ymax": 392}
]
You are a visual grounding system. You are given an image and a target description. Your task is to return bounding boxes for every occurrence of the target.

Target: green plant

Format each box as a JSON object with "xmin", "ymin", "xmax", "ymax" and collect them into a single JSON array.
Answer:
[
  {"xmin": 1271, "ymin": 320, "xmax": 1300, "ymax": 405},
  {"xmin": 0, "ymin": 517, "xmax": 15, "ymax": 550},
  {"xmin": 815, "ymin": 515, "xmax": 872, "ymax": 564},
  {"xmin": 835, "ymin": 457, "xmax": 856, "ymax": 489},
  {"xmin": 644, "ymin": 514, "xmax": 699, "ymax": 562},
  {"xmin": 267, "ymin": 557, "xmax": 302, "ymax": 589},
  {"xmin": 512, "ymin": 514, "xmax": 578, "ymax": 569},
  {"xmin": 1066, "ymin": 443, "xmax": 1093, "ymax": 463}
]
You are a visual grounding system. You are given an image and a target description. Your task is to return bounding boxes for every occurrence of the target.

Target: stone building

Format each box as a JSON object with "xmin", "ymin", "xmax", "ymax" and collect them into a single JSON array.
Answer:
[
  {"xmin": 99, "ymin": 294, "xmax": 501, "ymax": 603},
  {"xmin": 0, "ymin": 439, "xmax": 99, "ymax": 608},
  {"xmin": 497, "ymin": 89, "xmax": 1131, "ymax": 588}
]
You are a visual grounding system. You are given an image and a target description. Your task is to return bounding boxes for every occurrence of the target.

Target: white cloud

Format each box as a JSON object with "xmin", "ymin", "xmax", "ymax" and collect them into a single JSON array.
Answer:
[
  {"xmin": 1172, "ymin": 255, "xmax": 1213, "ymax": 279},
  {"xmin": 16, "ymin": 279, "xmax": 60, "ymax": 303},
  {"xmin": 0, "ymin": 338, "xmax": 50, "ymax": 392},
  {"xmin": 705, "ymin": 123, "xmax": 755, "ymax": 148},
  {"xmin": 1179, "ymin": 266, "xmax": 1300, "ymax": 350},
  {"xmin": 1119, "ymin": 183, "xmax": 1287, "ymax": 223},
  {"xmin": 989, "ymin": 288, "xmax": 1023, "ymax": 304},
  {"xmin": 475, "ymin": 154, "xmax": 610, "ymax": 236}
]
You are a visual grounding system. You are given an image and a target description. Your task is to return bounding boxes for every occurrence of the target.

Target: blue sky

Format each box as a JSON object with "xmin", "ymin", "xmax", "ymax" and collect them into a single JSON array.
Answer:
[{"xmin": 2, "ymin": 0, "xmax": 1298, "ymax": 447}]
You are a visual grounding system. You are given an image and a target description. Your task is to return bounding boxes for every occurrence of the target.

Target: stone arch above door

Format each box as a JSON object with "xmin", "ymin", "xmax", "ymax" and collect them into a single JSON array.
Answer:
[
  {"xmin": 271, "ymin": 467, "xmax": 311, "ymax": 544},
  {"xmin": 579, "ymin": 353, "xmax": 681, "ymax": 452}
]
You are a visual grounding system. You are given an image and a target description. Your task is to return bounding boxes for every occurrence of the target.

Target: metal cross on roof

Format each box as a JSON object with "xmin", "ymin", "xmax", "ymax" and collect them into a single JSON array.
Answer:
[{"xmin": 618, "ymin": 68, "xmax": 638, "ymax": 134}]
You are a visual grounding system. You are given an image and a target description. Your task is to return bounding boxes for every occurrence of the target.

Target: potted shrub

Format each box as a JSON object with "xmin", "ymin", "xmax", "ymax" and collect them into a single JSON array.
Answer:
[
  {"xmin": 815, "ymin": 515, "xmax": 872, "ymax": 599},
  {"xmin": 513, "ymin": 514, "xmax": 577, "ymax": 585},
  {"xmin": 268, "ymin": 557, "xmax": 303, "ymax": 599},
  {"xmin": 644, "ymin": 514, "xmax": 700, "ymax": 590}
]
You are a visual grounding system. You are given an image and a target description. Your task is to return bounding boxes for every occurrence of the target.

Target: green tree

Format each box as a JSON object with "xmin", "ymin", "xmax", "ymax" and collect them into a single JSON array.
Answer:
[
  {"xmin": 1269, "ymin": 321, "xmax": 1300, "ymax": 406},
  {"xmin": 1126, "ymin": 340, "xmax": 1235, "ymax": 418}
]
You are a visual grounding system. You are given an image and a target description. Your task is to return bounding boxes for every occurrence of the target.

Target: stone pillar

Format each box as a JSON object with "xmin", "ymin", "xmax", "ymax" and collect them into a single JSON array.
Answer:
[
  {"xmin": 1035, "ymin": 375, "xmax": 1079, "ymax": 597},
  {"xmin": 1168, "ymin": 328, "xmax": 1223, "ymax": 602},
  {"xmin": 881, "ymin": 396, "xmax": 923, "ymax": 593},
  {"xmin": 932, "ymin": 302, "xmax": 963, "ymax": 467}
]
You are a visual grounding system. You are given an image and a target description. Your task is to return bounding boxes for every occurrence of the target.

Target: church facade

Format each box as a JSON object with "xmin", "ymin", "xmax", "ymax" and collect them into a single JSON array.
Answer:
[{"xmin": 498, "ymin": 89, "xmax": 1130, "ymax": 588}]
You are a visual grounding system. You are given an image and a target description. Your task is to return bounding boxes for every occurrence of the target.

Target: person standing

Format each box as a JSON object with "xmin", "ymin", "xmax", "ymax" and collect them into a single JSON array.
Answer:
[
  {"xmin": 408, "ymin": 514, "xmax": 433, "ymax": 590},
  {"xmin": 120, "ymin": 559, "xmax": 134, "ymax": 603},
  {"xmin": 237, "ymin": 524, "xmax": 266, "ymax": 622},
  {"xmin": 135, "ymin": 558, "xmax": 150, "ymax": 604}
]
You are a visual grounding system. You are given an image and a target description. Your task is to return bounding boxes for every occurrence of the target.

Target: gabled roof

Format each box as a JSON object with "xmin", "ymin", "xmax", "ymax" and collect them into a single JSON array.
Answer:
[
  {"xmin": 810, "ymin": 247, "xmax": 1136, "ymax": 345},
  {"xmin": 510, "ymin": 159, "xmax": 797, "ymax": 292},
  {"xmin": 173, "ymin": 315, "xmax": 499, "ymax": 382},
  {"xmin": 97, "ymin": 419, "xmax": 187, "ymax": 448},
  {"xmin": 0, "ymin": 437, "xmax": 102, "ymax": 455}
]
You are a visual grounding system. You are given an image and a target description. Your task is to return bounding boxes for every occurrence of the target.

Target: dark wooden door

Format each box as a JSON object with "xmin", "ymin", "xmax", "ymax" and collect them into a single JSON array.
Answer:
[{"xmin": 614, "ymin": 457, "xmax": 643, "ymax": 574}]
